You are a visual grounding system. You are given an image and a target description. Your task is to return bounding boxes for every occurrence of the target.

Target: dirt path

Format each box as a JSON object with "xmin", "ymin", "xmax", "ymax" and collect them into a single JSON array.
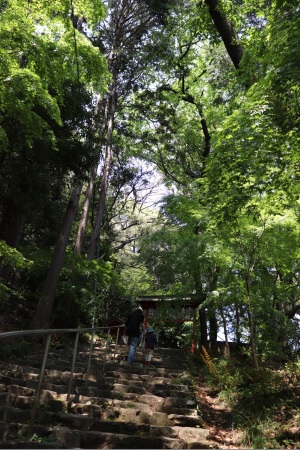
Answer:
[{"xmin": 195, "ymin": 384, "xmax": 245, "ymax": 449}]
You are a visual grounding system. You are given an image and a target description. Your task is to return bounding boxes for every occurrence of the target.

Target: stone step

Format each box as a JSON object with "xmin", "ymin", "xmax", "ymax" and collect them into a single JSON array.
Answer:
[
  {"xmin": 6, "ymin": 360, "xmax": 190, "ymax": 384},
  {"xmin": 0, "ymin": 417, "xmax": 210, "ymax": 449},
  {"xmin": 106, "ymin": 365, "xmax": 191, "ymax": 377},
  {"xmin": 59, "ymin": 426, "xmax": 187, "ymax": 449},
  {"xmin": 0, "ymin": 342, "xmax": 212, "ymax": 449},
  {"xmin": 2, "ymin": 390, "xmax": 198, "ymax": 419},
  {"xmin": 14, "ymin": 350, "xmax": 189, "ymax": 368},
  {"xmin": 1, "ymin": 375, "xmax": 195, "ymax": 402}
]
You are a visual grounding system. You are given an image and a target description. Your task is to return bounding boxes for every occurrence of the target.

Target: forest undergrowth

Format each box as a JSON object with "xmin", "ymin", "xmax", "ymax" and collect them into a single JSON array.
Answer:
[{"xmin": 191, "ymin": 348, "xmax": 300, "ymax": 449}]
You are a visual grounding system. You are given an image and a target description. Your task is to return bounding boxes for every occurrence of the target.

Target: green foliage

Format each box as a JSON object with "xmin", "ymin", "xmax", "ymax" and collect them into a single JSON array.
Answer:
[
  {"xmin": 0, "ymin": 240, "xmax": 33, "ymax": 300},
  {"xmin": 23, "ymin": 245, "xmax": 115, "ymax": 324},
  {"xmin": 0, "ymin": 240, "xmax": 32, "ymax": 270},
  {"xmin": 0, "ymin": 0, "xmax": 109, "ymax": 154},
  {"xmin": 195, "ymin": 353, "xmax": 300, "ymax": 448},
  {"xmin": 0, "ymin": 338, "xmax": 32, "ymax": 359}
]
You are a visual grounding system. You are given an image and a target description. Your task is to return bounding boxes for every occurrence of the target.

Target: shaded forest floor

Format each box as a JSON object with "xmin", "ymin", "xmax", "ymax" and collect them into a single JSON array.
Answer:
[
  {"xmin": 192, "ymin": 361, "xmax": 300, "ymax": 449},
  {"xmin": 195, "ymin": 384, "xmax": 244, "ymax": 448}
]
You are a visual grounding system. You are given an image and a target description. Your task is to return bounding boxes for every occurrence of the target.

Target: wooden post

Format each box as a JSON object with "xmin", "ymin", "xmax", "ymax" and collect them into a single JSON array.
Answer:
[
  {"xmin": 144, "ymin": 303, "xmax": 149, "ymax": 329},
  {"xmin": 191, "ymin": 306, "xmax": 197, "ymax": 354}
]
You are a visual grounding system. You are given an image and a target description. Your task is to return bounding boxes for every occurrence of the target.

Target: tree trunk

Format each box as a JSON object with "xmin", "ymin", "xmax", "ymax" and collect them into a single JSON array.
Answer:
[
  {"xmin": 209, "ymin": 316, "xmax": 218, "ymax": 355},
  {"xmin": 235, "ymin": 303, "xmax": 241, "ymax": 349},
  {"xmin": 74, "ymin": 169, "xmax": 96, "ymax": 255},
  {"xmin": 54, "ymin": 292, "xmax": 81, "ymax": 329},
  {"xmin": 87, "ymin": 83, "xmax": 117, "ymax": 260},
  {"xmin": 199, "ymin": 307, "xmax": 208, "ymax": 348},
  {"xmin": 245, "ymin": 276, "xmax": 259, "ymax": 369},
  {"xmin": 30, "ymin": 183, "xmax": 82, "ymax": 329},
  {"xmin": 74, "ymin": 100, "xmax": 108, "ymax": 255},
  {"xmin": 208, "ymin": 265, "xmax": 220, "ymax": 354},
  {"xmin": 247, "ymin": 303, "xmax": 259, "ymax": 369},
  {"xmin": 205, "ymin": 0, "xmax": 244, "ymax": 69},
  {"xmin": 220, "ymin": 306, "xmax": 230, "ymax": 357}
]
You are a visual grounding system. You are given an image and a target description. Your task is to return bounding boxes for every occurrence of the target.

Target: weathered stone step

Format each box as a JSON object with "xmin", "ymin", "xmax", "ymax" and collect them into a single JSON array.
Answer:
[
  {"xmin": 106, "ymin": 366, "xmax": 191, "ymax": 378},
  {"xmin": 0, "ymin": 370, "xmax": 198, "ymax": 412},
  {"xmin": 2, "ymin": 420, "xmax": 208, "ymax": 449},
  {"xmin": 0, "ymin": 440, "xmax": 65, "ymax": 449},
  {"xmin": 55, "ymin": 415, "xmax": 209, "ymax": 444},
  {"xmin": 0, "ymin": 341, "xmax": 211, "ymax": 449},
  {"xmin": 0, "ymin": 405, "xmax": 166, "ymax": 433},
  {"xmin": 7, "ymin": 391, "xmax": 194, "ymax": 416},
  {"xmin": 64, "ymin": 427, "xmax": 186, "ymax": 449},
  {"xmin": 1, "ymin": 370, "xmax": 191, "ymax": 398},
  {"xmin": 79, "ymin": 428, "xmax": 208, "ymax": 449},
  {"xmin": 9, "ymin": 359, "xmax": 190, "ymax": 382}
]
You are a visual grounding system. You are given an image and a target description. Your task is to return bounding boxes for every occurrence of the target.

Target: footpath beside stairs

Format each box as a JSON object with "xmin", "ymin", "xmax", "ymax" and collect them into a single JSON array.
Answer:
[{"xmin": 0, "ymin": 341, "xmax": 213, "ymax": 449}]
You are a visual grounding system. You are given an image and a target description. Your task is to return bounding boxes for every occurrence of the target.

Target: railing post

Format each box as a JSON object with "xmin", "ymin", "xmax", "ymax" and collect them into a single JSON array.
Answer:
[
  {"xmin": 84, "ymin": 328, "xmax": 95, "ymax": 386},
  {"xmin": 113, "ymin": 326, "xmax": 120, "ymax": 361},
  {"xmin": 67, "ymin": 331, "xmax": 80, "ymax": 404},
  {"xmin": 28, "ymin": 333, "xmax": 52, "ymax": 437},
  {"xmin": 102, "ymin": 328, "xmax": 111, "ymax": 371}
]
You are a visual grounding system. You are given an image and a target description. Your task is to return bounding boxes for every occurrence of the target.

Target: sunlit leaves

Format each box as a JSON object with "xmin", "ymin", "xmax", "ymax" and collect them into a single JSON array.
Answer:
[
  {"xmin": 3, "ymin": 69, "xmax": 61, "ymax": 147},
  {"xmin": 0, "ymin": 240, "xmax": 32, "ymax": 270},
  {"xmin": 0, "ymin": 0, "xmax": 109, "ymax": 147}
]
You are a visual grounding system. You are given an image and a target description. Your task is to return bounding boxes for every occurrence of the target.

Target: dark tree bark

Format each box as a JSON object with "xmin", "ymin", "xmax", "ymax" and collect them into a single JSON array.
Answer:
[
  {"xmin": 205, "ymin": 0, "xmax": 244, "ymax": 69},
  {"xmin": 208, "ymin": 265, "xmax": 220, "ymax": 355},
  {"xmin": 87, "ymin": 83, "xmax": 117, "ymax": 260},
  {"xmin": 235, "ymin": 303, "xmax": 241, "ymax": 348},
  {"xmin": 220, "ymin": 306, "xmax": 230, "ymax": 357},
  {"xmin": 194, "ymin": 265, "xmax": 208, "ymax": 349},
  {"xmin": 30, "ymin": 184, "xmax": 82, "ymax": 329},
  {"xmin": 74, "ymin": 99, "xmax": 108, "ymax": 255},
  {"xmin": 200, "ymin": 307, "xmax": 208, "ymax": 348},
  {"xmin": 75, "ymin": 168, "xmax": 97, "ymax": 255},
  {"xmin": 209, "ymin": 316, "xmax": 218, "ymax": 354}
]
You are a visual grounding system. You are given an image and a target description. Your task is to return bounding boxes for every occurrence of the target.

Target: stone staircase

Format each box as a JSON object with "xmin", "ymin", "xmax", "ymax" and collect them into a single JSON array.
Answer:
[{"xmin": 0, "ymin": 340, "xmax": 213, "ymax": 449}]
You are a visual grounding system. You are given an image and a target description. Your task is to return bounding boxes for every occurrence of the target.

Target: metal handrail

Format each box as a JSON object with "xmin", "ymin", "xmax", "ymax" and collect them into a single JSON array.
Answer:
[{"xmin": 0, "ymin": 324, "xmax": 125, "ymax": 436}]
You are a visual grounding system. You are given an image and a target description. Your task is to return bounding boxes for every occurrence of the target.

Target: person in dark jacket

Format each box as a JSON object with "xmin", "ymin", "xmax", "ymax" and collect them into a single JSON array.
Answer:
[
  {"xmin": 144, "ymin": 326, "xmax": 158, "ymax": 365},
  {"xmin": 125, "ymin": 306, "xmax": 144, "ymax": 365}
]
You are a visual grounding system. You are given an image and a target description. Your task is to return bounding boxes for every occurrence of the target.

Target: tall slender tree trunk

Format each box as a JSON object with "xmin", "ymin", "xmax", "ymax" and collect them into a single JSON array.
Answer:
[
  {"xmin": 235, "ymin": 303, "xmax": 241, "ymax": 349},
  {"xmin": 74, "ymin": 168, "xmax": 97, "ymax": 255},
  {"xmin": 199, "ymin": 307, "xmax": 208, "ymax": 349},
  {"xmin": 208, "ymin": 265, "xmax": 220, "ymax": 354},
  {"xmin": 87, "ymin": 82, "xmax": 117, "ymax": 260},
  {"xmin": 193, "ymin": 267, "xmax": 208, "ymax": 349},
  {"xmin": 220, "ymin": 306, "xmax": 230, "ymax": 357},
  {"xmin": 74, "ymin": 100, "xmax": 108, "ymax": 255},
  {"xmin": 65, "ymin": 101, "xmax": 107, "ymax": 328},
  {"xmin": 205, "ymin": 0, "xmax": 244, "ymax": 70},
  {"xmin": 30, "ymin": 184, "xmax": 82, "ymax": 329},
  {"xmin": 245, "ymin": 276, "xmax": 259, "ymax": 369},
  {"xmin": 209, "ymin": 316, "xmax": 218, "ymax": 354}
]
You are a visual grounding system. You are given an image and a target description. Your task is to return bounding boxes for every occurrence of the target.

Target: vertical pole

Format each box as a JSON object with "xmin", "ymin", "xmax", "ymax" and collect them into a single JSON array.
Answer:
[
  {"xmin": 113, "ymin": 326, "xmax": 120, "ymax": 361},
  {"xmin": 144, "ymin": 304, "xmax": 149, "ymax": 329},
  {"xmin": 28, "ymin": 333, "xmax": 52, "ymax": 436},
  {"xmin": 102, "ymin": 328, "xmax": 110, "ymax": 371},
  {"xmin": 67, "ymin": 331, "xmax": 80, "ymax": 403},
  {"xmin": 192, "ymin": 306, "xmax": 197, "ymax": 354},
  {"xmin": 85, "ymin": 328, "xmax": 95, "ymax": 385}
]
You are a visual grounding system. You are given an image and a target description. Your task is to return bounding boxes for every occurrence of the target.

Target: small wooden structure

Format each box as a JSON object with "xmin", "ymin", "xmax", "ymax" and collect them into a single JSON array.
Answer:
[
  {"xmin": 137, "ymin": 295, "xmax": 202, "ymax": 353},
  {"xmin": 104, "ymin": 318, "xmax": 125, "ymax": 337}
]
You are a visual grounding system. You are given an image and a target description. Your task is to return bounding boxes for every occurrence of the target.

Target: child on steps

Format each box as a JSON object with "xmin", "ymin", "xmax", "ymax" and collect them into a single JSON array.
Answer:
[{"xmin": 144, "ymin": 327, "xmax": 158, "ymax": 365}]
